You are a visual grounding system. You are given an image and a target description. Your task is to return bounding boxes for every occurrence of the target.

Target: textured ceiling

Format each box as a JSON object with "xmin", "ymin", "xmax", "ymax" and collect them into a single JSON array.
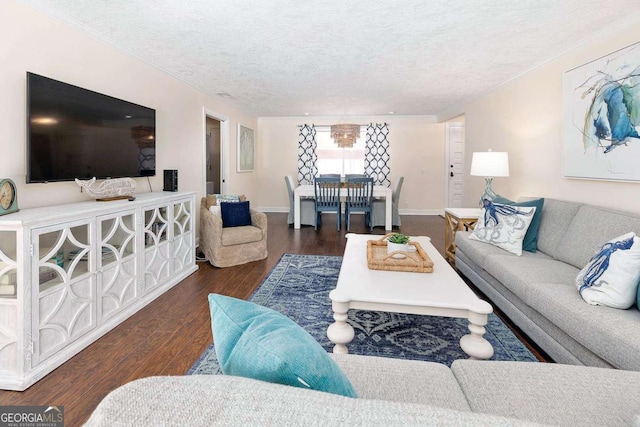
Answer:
[{"xmin": 19, "ymin": 0, "xmax": 640, "ymax": 117}]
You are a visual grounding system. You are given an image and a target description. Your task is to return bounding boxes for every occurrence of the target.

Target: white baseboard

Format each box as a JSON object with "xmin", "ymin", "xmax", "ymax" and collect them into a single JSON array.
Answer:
[
  {"xmin": 398, "ymin": 209, "xmax": 443, "ymax": 216},
  {"xmin": 258, "ymin": 207, "xmax": 289, "ymax": 213}
]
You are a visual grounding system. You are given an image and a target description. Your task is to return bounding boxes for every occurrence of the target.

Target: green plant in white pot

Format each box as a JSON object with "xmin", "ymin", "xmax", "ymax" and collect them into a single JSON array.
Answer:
[{"xmin": 387, "ymin": 233, "xmax": 410, "ymax": 257}]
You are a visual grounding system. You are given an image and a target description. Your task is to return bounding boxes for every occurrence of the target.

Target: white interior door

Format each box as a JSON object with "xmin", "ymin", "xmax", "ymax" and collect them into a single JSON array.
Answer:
[{"xmin": 445, "ymin": 123, "xmax": 465, "ymax": 208}]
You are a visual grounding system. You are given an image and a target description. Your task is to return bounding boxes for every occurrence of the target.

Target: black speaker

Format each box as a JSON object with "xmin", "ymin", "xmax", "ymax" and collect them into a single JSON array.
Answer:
[{"xmin": 163, "ymin": 170, "xmax": 178, "ymax": 192}]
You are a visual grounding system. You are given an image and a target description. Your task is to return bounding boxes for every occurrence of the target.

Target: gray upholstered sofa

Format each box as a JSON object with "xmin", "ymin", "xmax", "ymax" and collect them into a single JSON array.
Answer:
[
  {"xmin": 86, "ymin": 354, "xmax": 640, "ymax": 426},
  {"xmin": 455, "ymin": 198, "xmax": 640, "ymax": 370}
]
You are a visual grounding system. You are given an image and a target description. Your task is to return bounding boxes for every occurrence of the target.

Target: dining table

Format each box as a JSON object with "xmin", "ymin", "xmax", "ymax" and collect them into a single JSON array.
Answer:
[{"xmin": 293, "ymin": 184, "xmax": 393, "ymax": 230}]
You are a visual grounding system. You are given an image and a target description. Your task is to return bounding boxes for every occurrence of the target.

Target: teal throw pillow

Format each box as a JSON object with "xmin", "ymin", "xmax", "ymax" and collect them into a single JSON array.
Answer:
[
  {"xmin": 493, "ymin": 196, "xmax": 544, "ymax": 253},
  {"xmin": 207, "ymin": 293, "xmax": 357, "ymax": 398}
]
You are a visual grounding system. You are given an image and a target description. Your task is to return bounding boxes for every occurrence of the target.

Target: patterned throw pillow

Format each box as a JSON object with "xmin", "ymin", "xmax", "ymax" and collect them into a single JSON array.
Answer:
[
  {"xmin": 216, "ymin": 194, "xmax": 242, "ymax": 205},
  {"xmin": 576, "ymin": 232, "xmax": 640, "ymax": 309},
  {"xmin": 469, "ymin": 199, "xmax": 536, "ymax": 256},
  {"xmin": 492, "ymin": 196, "xmax": 545, "ymax": 253},
  {"xmin": 205, "ymin": 194, "xmax": 247, "ymax": 209}
]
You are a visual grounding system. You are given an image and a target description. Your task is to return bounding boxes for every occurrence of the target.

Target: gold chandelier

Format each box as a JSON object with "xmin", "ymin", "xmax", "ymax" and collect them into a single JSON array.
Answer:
[{"xmin": 330, "ymin": 124, "xmax": 361, "ymax": 148}]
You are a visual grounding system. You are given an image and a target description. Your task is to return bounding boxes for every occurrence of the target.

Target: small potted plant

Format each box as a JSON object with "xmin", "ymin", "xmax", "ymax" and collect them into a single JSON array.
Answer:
[{"xmin": 387, "ymin": 233, "xmax": 410, "ymax": 256}]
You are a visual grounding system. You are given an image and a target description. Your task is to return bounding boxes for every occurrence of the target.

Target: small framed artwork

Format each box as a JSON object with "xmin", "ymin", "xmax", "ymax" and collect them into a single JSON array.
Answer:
[
  {"xmin": 237, "ymin": 124, "xmax": 255, "ymax": 173},
  {"xmin": 563, "ymin": 41, "xmax": 640, "ymax": 182}
]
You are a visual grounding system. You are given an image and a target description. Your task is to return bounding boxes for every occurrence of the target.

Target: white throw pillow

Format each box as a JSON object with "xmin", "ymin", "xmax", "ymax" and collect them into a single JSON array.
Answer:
[
  {"xmin": 576, "ymin": 232, "xmax": 640, "ymax": 309},
  {"xmin": 208, "ymin": 205, "xmax": 221, "ymax": 216},
  {"xmin": 468, "ymin": 200, "xmax": 536, "ymax": 256}
]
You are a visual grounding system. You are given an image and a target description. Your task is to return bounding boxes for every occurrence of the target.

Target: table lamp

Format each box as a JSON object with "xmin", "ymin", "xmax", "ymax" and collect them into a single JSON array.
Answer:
[{"xmin": 470, "ymin": 150, "xmax": 509, "ymax": 206}]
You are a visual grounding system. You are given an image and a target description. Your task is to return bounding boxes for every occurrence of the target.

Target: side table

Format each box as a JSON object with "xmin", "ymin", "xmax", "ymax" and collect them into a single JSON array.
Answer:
[{"xmin": 444, "ymin": 208, "xmax": 482, "ymax": 265}]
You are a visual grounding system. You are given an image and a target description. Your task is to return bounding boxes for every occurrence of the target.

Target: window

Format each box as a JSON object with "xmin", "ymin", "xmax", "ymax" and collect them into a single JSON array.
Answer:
[{"xmin": 315, "ymin": 126, "xmax": 365, "ymax": 177}]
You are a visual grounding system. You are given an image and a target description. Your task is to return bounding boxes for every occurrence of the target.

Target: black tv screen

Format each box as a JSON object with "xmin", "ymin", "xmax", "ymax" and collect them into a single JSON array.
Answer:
[{"xmin": 27, "ymin": 72, "xmax": 156, "ymax": 183}]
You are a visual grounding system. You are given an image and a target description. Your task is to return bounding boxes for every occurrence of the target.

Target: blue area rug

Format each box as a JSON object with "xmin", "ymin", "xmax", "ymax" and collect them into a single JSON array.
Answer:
[{"xmin": 189, "ymin": 253, "xmax": 537, "ymax": 374}]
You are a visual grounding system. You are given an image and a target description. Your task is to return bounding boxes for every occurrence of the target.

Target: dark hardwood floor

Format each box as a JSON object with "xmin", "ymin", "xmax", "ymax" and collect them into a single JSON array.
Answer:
[{"xmin": 0, "ymin": 213, "xmax": 546, "ymax": 426}]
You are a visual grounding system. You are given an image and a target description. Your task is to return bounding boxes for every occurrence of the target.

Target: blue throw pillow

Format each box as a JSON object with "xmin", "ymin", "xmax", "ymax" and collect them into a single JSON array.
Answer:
[
  {"xmin": 493, "ymin": 196, "xmax": 544, "ymax": 253},
  {"xmin": 208, "ymin": 294, "xmax": 357, "ymax": 398},
  {"xmin": 220, "ymin": 201, "xmax": 252, "ymax": 227}
]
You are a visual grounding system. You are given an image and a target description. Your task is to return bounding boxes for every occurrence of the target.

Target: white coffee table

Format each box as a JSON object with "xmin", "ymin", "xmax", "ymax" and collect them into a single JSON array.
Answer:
[{"xmin": 327, "ymin": 233, "xmax": 494, "ymax": 360}]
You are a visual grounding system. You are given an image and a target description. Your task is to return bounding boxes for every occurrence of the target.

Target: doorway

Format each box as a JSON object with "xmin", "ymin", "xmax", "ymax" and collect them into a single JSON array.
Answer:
[
  {"xmin": 205, "ymin": 117, "xmax": 222, "ymax": 195},
  {"xmin": 445, "ymin": 122, "xmax": 465, "ymax": 208}
]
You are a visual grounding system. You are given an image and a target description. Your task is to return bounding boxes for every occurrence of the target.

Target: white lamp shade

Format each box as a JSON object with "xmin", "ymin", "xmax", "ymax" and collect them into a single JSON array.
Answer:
[{"xmin": 470, "ymin": 151, "xmax": 509, "ymax": 177}]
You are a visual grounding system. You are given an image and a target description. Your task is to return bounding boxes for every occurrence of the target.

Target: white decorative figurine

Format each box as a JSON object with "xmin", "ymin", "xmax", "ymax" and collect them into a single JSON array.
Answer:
[{"xmin": 75, "ymin": 177, "xmax": 136, "ymax": 200}]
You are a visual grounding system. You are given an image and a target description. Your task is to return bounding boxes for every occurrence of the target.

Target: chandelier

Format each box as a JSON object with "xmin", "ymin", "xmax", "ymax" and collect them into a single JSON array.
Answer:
[{"xmin": 330, "ymin": 124, "xmax": 361, "ymax": 148}]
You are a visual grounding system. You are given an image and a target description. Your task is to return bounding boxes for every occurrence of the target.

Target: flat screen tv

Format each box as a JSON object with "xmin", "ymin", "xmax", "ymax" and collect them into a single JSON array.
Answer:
[{"xmin": 27, "ymin": 72, "xmax": 156, "ymax": 183}]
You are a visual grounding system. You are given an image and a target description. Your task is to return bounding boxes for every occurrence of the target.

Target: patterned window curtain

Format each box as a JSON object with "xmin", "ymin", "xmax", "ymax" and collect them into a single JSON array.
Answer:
[
  {"xmin": 297, "ymin": 124, "xmax": 317, "ymax": 184},
  {"xmin": 364, "ymin": 123, "xmax": 391, "ymax": 186}
]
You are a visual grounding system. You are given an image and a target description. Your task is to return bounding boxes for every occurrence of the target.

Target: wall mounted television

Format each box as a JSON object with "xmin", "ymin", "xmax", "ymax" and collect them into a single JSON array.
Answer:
[{"xmin": 27, "ymin": 72, "xmax": 156, "ymax": 183}]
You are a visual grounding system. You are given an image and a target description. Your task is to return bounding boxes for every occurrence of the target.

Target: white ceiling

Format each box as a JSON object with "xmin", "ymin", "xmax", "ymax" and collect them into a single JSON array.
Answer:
[{"xmin": 20, "ymin": 0, "xmax": 640, "ymax": 117}]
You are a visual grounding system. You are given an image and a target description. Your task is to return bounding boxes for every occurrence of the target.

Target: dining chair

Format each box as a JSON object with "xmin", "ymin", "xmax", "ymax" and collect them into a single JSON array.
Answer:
[
  {"xmin": 284, "ymin": 175, "xmax": 316, "ymax": 227},
  {"xmin": 345, "ymin": 176, "xmax": 374, "ymax": 232},
  {"xmin": 319, "ymin": 173, "xmax": 341, "ymax": 180},
  {"xmin": 314, "ymin": 176, "xmax": 342, "ymax": 231},
  {"xmin": 371, "ymin": 176, "xmax": 404, "ymax": 228},
  {"xmin": 345, "ymin": 174, "xmax": 367, "ymax": 180}
]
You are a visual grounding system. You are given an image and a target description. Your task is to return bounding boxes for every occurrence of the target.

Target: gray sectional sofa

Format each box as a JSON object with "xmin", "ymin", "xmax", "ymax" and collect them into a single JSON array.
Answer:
[
  {"xmin": 87, "ymin": 354, "xmax": 640, "ymax": 426},
  {"xmin": 455, "ymin": 198, "xmax": 640, "ymax": 370}
]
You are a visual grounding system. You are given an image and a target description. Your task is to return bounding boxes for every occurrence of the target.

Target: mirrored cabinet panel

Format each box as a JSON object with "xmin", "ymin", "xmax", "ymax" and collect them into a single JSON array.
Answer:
[
  {"xmin": 144, "ymin": 206, "xmax": 168, "ymax": 248},
  {"xmin": 98, "ymin": 211, "xmax": 138, "ymax": 323},
  {"xmin": 0, "ymin": 230, "xmax": 18, "ymax": 298},
  {"xmin": 35, "ymin": 221, "xmax": 92, "ymax": 292}
]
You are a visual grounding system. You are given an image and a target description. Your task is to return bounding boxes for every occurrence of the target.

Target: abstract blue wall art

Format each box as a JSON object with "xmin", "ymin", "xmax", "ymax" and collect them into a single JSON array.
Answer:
[{"xmin": 563, "ymin": 41, "xmax": 640, "ymax": 182}]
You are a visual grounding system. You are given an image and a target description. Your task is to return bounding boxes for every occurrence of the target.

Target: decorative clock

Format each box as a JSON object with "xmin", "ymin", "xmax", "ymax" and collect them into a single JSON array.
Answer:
[{"xmin": 0, "ymin": 179, "xmax": 19, "ymax": 216}]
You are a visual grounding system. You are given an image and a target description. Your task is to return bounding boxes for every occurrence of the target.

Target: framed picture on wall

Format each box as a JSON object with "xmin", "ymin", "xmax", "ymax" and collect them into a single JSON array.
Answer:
[
  {"xmin": 237, "ymin": 124, "xmax": 255, "ymax": 173},
  {"xmin": 563, "ymin": 41, "xmax": 640, "ymax": 182}
]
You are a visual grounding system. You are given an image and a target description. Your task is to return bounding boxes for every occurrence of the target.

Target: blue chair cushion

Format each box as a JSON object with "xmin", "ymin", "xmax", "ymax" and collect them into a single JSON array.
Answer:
[{"xmin": 208, "ymin": 293, "xmax": 357, "ymax": 398}]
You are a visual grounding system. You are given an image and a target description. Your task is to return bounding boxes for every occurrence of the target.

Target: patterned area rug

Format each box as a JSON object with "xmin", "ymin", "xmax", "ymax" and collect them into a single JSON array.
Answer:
[{"xmin": 189, "ymin": 253, "xmax": 537, "ymax": 374}]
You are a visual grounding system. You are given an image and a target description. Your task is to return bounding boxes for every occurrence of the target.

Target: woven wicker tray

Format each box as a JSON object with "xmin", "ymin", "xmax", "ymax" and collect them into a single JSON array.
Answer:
[{"xmin": 367, "ymin": 235, "xmax": 434, "ymax": 273}]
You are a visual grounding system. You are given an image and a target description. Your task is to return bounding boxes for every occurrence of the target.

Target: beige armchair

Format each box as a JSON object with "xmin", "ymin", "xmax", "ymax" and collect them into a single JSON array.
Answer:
[{"xmin": 199, "ymin": 197, "xmax": 268, "ymax": 268}]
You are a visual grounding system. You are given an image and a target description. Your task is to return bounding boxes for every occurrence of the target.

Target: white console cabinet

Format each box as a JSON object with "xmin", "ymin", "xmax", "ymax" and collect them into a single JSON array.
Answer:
[{"xmin": 0, "ymin": 192, "xmax": 197, "ymax": 390}]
